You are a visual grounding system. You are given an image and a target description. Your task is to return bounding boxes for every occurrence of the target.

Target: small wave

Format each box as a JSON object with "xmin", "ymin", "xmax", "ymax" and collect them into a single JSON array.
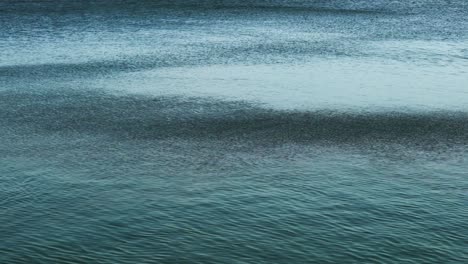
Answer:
[{"xmin": 1, "ymin": 90, "xmax": 467, "ymax": 148}]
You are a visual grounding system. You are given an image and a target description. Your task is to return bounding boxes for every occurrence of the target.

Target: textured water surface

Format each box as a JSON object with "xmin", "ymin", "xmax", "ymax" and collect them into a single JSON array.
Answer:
[{"xmin": 1, "ymin": 0, "xmax": 468, "ymax": 263}]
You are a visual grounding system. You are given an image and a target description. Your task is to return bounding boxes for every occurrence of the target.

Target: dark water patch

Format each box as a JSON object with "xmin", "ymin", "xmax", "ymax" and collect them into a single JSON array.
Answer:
[
  {"xmin": 171, "ymin": 5, "xmax": 386, "ymax": 15},
  {"xmin": 0, "ymin": 57, "xmax": 174, "ymax": 79},
  {"xmin": 0, "ymin": 0, "xmax": 396, "ymax": 14},
  {"xmin": 2, "ymin": 90, "xmax": 467, "ymax": 149},
  {"xmin": 0, "ymin": 40, "xmax": 363, "ymax": 79},
  {"xmin": 2, "ymin": 0, "xmax": 465, "ymax": 14}
]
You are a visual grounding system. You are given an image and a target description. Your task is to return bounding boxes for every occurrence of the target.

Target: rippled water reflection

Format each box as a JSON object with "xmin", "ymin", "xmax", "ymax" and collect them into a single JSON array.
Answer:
[{"xmin": 1, "ymin": 0, "xmax": 467, "ymax": 263}]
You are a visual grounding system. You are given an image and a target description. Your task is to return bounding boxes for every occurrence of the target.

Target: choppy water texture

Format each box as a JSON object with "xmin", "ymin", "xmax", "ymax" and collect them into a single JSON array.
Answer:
[{"xmin": 1, "ymin": 1, "xmax": 468, "ymax": 263}]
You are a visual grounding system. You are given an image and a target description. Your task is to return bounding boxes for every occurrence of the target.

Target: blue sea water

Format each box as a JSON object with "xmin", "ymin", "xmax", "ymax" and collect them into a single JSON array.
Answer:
[{"xmin": 1, "ymin": 1, "xmax": 467, "ymax": 263}]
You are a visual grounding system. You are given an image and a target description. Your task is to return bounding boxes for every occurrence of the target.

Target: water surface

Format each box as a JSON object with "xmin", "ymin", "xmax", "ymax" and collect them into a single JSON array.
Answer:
[{"xmin": 1, "ymin": 1, "xmax": 467, "ymax": 263}]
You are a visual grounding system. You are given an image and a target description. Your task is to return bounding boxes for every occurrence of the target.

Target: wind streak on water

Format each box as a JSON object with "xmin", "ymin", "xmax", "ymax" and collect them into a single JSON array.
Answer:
[{"xmin": 1, "ymin": 90, "xmax": 468, "ymax": 148}]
